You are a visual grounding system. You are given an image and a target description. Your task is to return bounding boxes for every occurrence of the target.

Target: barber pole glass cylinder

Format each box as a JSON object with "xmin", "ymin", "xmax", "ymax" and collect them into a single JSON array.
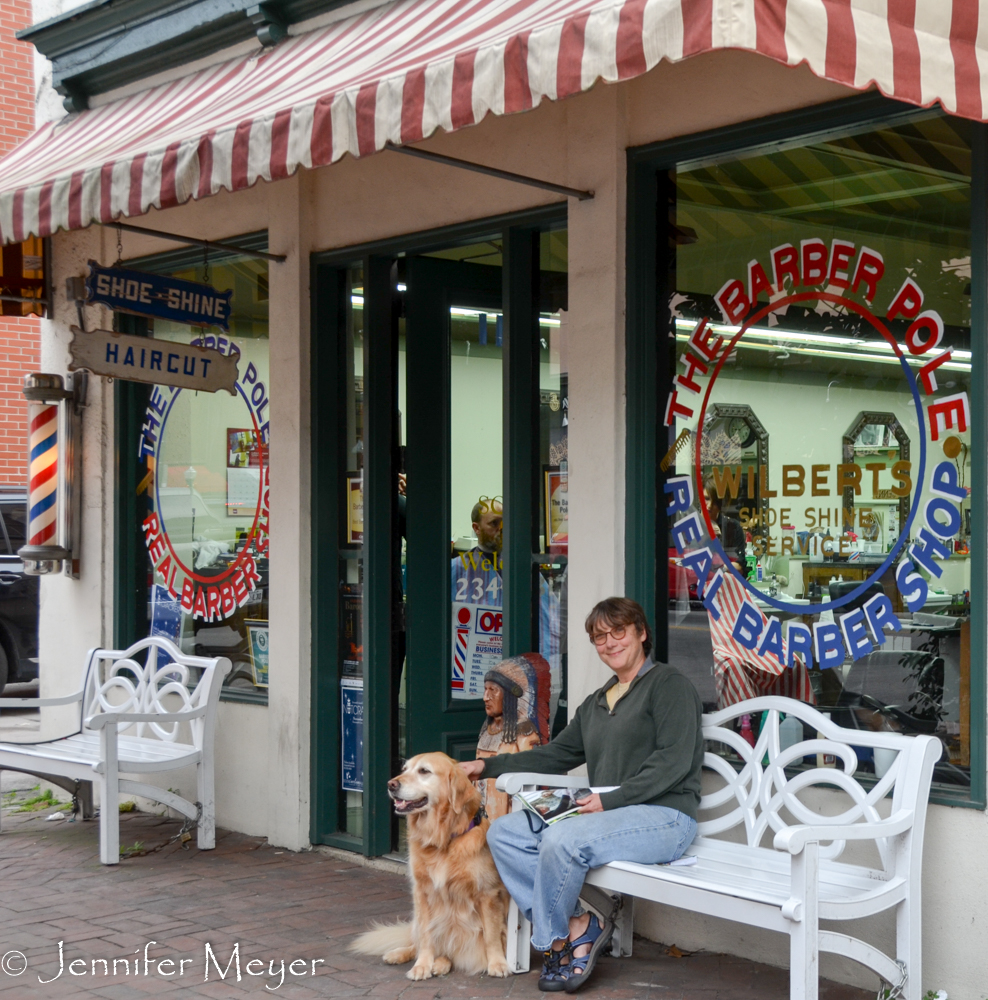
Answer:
[
  {"xmin": 28, "ymin": 401, "xmax": 59, "ymax": 546},
  {"xmin": 19, "ymin": 374, "xmax": 73, "ymax": 575}
]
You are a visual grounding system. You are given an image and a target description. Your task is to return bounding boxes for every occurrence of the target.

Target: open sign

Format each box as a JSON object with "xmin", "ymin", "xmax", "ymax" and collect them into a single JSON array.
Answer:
[{"xmin": 477, "ymin": 611, "xmax": 503, "ymax": 634}]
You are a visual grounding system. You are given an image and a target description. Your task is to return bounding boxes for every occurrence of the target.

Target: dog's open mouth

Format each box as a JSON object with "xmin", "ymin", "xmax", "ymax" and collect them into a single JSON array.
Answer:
[{"xmin": 391, "ymin": 796, "xmax": 428, "ymax": 814}]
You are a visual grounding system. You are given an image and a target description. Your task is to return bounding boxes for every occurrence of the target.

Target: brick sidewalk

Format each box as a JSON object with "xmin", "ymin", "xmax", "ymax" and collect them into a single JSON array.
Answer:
[{"xmin": 0, "ymin": 807, "xmax": 874, "ymax": 999}]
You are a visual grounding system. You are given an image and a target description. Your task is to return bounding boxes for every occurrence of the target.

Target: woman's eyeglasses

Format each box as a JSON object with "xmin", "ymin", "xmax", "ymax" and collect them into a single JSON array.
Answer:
[{"xmin": 589, "ymin": 626, "xmax": 627, "ymax": 646}]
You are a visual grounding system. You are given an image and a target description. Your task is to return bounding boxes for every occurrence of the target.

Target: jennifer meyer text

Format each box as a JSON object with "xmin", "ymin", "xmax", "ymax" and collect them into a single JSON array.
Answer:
[{"xmin": 2, "ymin": 940, "xmax": 324, "ymax": 991}]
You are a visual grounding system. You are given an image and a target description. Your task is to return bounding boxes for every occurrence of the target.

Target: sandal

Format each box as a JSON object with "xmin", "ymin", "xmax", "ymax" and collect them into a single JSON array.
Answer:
[
  {"xmin": 538, "ymin": 944, "xmax": 572, "ymax": 992},
  {"xmin": 563, "ymin": 913, "xmax": 614, "ymax": 993}
]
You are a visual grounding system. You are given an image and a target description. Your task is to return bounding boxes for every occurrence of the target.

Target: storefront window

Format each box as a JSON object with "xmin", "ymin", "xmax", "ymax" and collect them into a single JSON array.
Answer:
[
  {"xmin": 663, "ymin": 113, "xmax": 974, "ymax": 788},
  {"xmin": 133, "ymin": 248, "xmax": 271, "ymax": 701}
]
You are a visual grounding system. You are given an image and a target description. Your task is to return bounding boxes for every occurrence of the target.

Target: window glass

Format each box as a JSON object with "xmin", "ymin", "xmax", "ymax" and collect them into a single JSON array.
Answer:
[
  {"xmin": 135, "ymin": 251, "xmax": 270, "ymax": 699},
  {"xmin": 664, "ymin": 114, "xmax": 973, "ymax": 787},
  {"xmin": 341, "ymin": 265, "xmax": 364, "ymax": 838},
  {"xmin": 3, "ymin": 503, "xmax": 27, "ymax": 548},
  {"xmin": 449, "ymin": 289, "xmax": 504, "ymax": 701},
  {"xmin": 538, "ymin": 228, "xmax": 568, "ymax": 731}
]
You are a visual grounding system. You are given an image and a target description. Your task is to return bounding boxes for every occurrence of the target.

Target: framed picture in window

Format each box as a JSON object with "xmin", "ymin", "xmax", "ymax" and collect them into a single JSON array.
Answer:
[
  {"xmin": 245, "ymin": 619, "xmax": 269, "ymax": 688},
  {"xmin": 346, "ymin": 473, "xmax": 363, "ymax": 543},
  {"xmin": 543, "ymin": 467, "xmax": 568, "ymax": 553},
  {"xmin": 227, "ymin": 427, "xmax": 261, "ymax": 468}
]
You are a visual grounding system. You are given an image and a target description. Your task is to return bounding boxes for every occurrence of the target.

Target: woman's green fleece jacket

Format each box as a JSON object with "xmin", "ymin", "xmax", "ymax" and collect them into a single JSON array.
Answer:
[{"xmin": 480, "ymin": 658, "xmax": 705, "ymax": 819}]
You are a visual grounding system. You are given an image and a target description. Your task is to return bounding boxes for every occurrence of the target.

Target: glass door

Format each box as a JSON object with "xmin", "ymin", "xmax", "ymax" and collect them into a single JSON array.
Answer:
[
  {"xmin": 309, "ymin": 214, "xmax": 569, "ymax": 855},
  {"xmin": 403, "ymin": 253, "xmax": 504, "ymax": 761}
]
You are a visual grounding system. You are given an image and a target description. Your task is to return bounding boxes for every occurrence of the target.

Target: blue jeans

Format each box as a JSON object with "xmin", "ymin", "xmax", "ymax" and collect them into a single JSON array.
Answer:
[{"xmin": 486, "ymin": 804, "xmax": 697, "ymax": 951}]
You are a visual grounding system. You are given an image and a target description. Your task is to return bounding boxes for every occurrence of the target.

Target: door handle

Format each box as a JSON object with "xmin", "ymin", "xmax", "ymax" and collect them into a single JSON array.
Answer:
[{"xmin": 0, "ymin": 572, "xmax": 20, "ymax": 585}]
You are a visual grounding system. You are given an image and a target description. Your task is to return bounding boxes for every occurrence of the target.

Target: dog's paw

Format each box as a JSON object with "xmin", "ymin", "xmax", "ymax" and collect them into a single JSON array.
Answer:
[
  {"xmin": 486, "ymin": 958, "xmax": 512, "ymax": 978},
  {"xmin": 431, "ymin": 957, "xmax": 452, "ymax": 976},
  {"xmin": 407, "ymin": 963, "xmax": 433, "ymax": 980},
  {"xmin": 383, "ymin": 947, "xmax": 416, "ymax": 965}
]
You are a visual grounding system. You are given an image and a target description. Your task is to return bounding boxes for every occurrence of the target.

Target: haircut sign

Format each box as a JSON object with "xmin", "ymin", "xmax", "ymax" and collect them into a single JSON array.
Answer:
[
  {"xmin": 139, "ymin": 334, "xmax": 270, "ymax": 622},
  {"xmin": 665, "ymin": 236, "xmax": 969, "ymax": 669}
]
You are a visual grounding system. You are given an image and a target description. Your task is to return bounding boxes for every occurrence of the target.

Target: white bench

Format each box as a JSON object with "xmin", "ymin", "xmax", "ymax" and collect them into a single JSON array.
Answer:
[
  {"xmin": 497, "ymin": 695, "xmax": 941, "ymax": 1000},
  {"xmin": 0, "ymin": 636, "xmax": 230, "ymax": 865}
]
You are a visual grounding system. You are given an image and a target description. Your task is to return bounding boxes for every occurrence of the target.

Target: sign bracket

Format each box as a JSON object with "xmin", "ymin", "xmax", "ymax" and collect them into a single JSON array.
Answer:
[
  {"xmin": 104, "ymin": 222, "xmax": 287, "ymax": 263},
  {"xmin": 385, "ymin": 143, "xmax": 594, "ymax": 201}
]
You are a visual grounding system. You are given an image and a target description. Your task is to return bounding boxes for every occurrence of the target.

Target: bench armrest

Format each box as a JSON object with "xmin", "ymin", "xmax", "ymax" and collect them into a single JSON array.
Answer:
[
  {"xmin": 773, "ymin": 809, "xmax": 915, "ymax": 854},
  {"xmin": 496, "ymin": 773, "xmax": 590, "ymax": 795},
  {"xmin": 86, "ymin": 707, "xmax": 208, "ymax": 729},
  {"xmin": 0, "ymin": 690, "xmax": 84, "ymax": 708}
]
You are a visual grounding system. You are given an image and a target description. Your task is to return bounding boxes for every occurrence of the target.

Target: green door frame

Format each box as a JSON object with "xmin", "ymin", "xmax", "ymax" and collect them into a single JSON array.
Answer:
[
  {"xmin": 404, "ymin": 255, "xmax": 502, "ymax": 764},
  {"xmin": 624, "ymin": 92, "xmax": 987, "ymax": 809},
  {"xmin": 310, "ymin": 206, "xmax": 566, "ymax": 854}
]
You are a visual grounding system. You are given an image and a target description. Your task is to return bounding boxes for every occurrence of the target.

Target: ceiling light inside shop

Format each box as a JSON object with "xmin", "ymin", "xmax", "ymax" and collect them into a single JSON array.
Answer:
[
  {"xmin": 349, "ymin": 295, "xmax": 561, "ymax": 327},
  {"xmin": 673, "ymin": 319, "xmax": 972, "ymax": 371}
]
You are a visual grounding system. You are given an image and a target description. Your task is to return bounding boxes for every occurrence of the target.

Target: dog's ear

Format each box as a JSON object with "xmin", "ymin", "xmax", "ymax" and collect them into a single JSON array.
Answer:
[{"xmin": 448, "ymin": 761, "xmax": 477, "ymax": 817}]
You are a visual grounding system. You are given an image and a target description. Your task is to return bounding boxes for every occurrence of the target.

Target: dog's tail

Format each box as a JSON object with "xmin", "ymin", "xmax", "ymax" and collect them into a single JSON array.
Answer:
[{"xmin": 349, "ymin": 921, "xmax": 413, "ymax": 956}]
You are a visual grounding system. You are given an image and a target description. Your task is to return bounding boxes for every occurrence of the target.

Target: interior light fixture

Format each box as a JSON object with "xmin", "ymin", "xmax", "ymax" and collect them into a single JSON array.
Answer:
[
  {"xmin": 673, "ymin": 318, "xmax": 972, "ymax": 368},
  {"xmin": 350, "ymin": 296, "xmax": 561, "ymax": 327},
  {"xmin": 674, "ymin": 329, "xmax": 971, "ymax": 372}
]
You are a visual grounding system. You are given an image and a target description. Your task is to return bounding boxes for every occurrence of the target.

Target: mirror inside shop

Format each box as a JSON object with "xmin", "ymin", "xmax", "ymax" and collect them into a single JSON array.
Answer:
[
  {"xmin": 136, "ymin": 253, "xmax": 271, "ymax": 698},
  {"xmin": 666, "ymin": 112, "xmax": 974, "ymax": 787}
]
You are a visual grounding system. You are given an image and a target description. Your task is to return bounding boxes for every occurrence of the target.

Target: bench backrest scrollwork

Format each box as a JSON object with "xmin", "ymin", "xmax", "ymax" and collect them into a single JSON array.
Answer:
[
  {"xmin": 80, "ymin": 636, "xmax": 229, "ymax": 748},
  {"xmin": 699, "ymin": 696, "xmax": 941, "ymax": 876}
]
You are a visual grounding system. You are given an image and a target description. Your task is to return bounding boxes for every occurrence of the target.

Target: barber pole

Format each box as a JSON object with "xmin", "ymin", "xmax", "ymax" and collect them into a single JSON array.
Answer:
[
  {"xmin": 19, "ymin": 373, "xmax": 81, "ymax": 575},
  {"xmin": 28, "ymin": 402, "xmax": 58, "ymax": 546}
]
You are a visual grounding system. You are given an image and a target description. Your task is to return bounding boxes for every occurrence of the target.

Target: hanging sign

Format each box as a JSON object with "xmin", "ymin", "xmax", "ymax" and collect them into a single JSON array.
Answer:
[
  {"xmin": 85, "ymin": 260, "xmax": 233, "ymax": 330},
  {"xmin": 68, "ymin": 326, "xmax": 238, "ymax": 393},
  {"xmin": 664, "ymin": 234, "xmax": 969, "ymax": 669}
]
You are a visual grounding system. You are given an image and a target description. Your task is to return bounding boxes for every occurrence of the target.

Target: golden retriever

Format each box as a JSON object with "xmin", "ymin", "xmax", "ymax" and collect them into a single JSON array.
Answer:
[{"xmin": 350, "ymin": 752, "xmax": 510, "ymax": 980}]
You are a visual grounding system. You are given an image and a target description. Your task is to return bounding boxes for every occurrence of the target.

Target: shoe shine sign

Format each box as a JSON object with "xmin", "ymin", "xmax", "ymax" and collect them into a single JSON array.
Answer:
[
  {"xmin": 68, "ymin": 262, "xmax": 238, "ymax": 394},
  {"xmin": 665, "ymin": 236, "xmax": 970, "ymax": 669}
]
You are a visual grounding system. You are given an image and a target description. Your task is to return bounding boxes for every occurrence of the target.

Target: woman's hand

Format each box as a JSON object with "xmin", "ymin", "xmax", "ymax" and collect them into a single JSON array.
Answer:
[
  {"xmin": 460, "ymin": 759, "xmax": 485, "ymax": 780},
  {"xmin": 575, "ymin": 793, "xmax": 603, "ymax": 813}
]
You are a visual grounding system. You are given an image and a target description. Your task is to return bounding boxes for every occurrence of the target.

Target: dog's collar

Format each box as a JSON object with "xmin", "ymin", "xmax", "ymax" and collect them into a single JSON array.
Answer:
[{"xmin": 450, "ymin": 807, "xmax": 486, "ymax": 841}]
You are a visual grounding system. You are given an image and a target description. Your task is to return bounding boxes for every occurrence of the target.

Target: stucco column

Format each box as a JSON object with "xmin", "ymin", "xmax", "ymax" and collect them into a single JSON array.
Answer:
[
  {"xmin": 564, "ymin": 85, "xmax": 629, "ymax": 714},
  {"xmin": 265, "ymin": 170, "xmax": 314, "ymax": 850},
  {"xmin": 38, "ymin": 224, "xmax": 114, "ymax": 739}
]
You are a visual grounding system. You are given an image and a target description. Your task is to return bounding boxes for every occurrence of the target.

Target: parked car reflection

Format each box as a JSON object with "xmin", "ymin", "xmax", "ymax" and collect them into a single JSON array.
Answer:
[{"xmin": 0, "ymin": 490, "xmax": 39, "ymax": 691}]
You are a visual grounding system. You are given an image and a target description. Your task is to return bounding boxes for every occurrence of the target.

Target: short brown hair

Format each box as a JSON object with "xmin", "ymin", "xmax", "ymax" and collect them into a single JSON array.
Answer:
[{"xmin": 584, "ymin": 597, "xmax": 652, "ymax": 657}]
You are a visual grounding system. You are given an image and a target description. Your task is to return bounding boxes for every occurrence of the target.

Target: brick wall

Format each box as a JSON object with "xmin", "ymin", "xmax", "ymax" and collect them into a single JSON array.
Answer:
[{"xmin": 0, "ymin": 0, "xmax": 39, "ymax": 489}]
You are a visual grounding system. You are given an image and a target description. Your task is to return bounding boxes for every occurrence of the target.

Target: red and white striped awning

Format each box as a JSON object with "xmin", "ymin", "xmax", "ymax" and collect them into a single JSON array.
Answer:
[{"xmin": 1, "ymin": 0, "xmax": 986, "ymax": 243}]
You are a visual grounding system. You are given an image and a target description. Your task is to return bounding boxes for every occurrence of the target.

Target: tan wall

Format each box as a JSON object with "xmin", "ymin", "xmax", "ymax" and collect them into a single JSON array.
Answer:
[{"xmin": 39, "ymin": 45, "xmax": 987, "ymax": 998}]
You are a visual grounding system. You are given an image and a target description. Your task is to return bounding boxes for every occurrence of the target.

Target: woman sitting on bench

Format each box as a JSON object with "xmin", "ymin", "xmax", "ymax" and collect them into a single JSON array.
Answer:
[{"xmin": 461, "ymin": 597, "xmax": 704, "ymax": 993}]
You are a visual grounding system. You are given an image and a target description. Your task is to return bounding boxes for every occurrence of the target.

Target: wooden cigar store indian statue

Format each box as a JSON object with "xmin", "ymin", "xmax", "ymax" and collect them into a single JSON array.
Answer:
[{"xmin": 475, "ymin": 653, "xmax": 552, "ymax": 820}]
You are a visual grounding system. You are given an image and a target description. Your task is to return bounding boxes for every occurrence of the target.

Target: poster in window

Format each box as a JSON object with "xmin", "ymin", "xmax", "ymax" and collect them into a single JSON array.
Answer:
[
  {"xmin": 150, "ymin": 583, "xmax": 183, "ymax": 642},
  {"xmin": 228, "ymin": 427, "xmax": 261, "ymax": 468},
  {"xmin": 346, "ymin": 474, "xmax": 363, "ymax": 543},
  {"xmin": 341, "ymin": 677, "xmax": 364, "ymax": 792},
  {"xmin": 227, "ymin": 467, "xmax": 261, "ymax": 517},
  {"xmin": 340, "ymin": 583, "xmax": 363, "ymax": 676},
  {"xmin": 543, "ymin": 467, "xmax": 568, "ymax": 553},
  {"xmin": 451, "ymin": 603, "xmax": 502, "ymax": 699},
  {"xmin": 245, "ymin": 620, "xmax": 269, "ymax": 687}
]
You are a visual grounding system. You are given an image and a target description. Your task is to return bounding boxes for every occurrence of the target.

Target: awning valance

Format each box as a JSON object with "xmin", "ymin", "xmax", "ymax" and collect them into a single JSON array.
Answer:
[{"xmin": 1, "ymin": 0, "xmax": 985, "ymax": 243}]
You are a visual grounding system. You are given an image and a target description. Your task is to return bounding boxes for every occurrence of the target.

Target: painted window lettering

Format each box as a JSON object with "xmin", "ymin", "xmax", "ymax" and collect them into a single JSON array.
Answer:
[
  {"xmin": 665, "ymin": 236, "xmax": 968, "ymax": 654},
  {"xmin": 138, "ymin": 337, "xmax": 269, "ymax": 622}
]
